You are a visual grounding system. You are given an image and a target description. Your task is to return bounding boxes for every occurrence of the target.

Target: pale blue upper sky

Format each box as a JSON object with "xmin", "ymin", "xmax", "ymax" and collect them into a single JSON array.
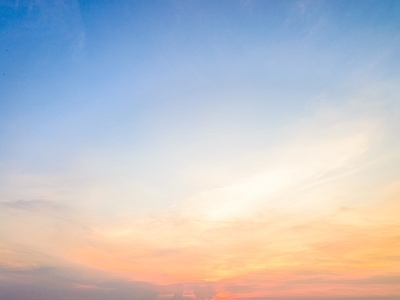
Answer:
[{"xmin": 2, "ymin": 0, "xmax": 399, "ymax": 172}]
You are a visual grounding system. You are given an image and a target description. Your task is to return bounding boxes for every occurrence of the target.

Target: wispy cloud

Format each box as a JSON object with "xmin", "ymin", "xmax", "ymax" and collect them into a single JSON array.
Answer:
[{"xmin": 0, "ymin": 199, "xmax": 61, "ymax": 211}]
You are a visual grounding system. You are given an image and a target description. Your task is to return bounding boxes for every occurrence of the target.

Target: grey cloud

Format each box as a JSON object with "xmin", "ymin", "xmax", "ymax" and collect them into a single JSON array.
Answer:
[
  {"xmin": 0, "ymin": 266, "xmax": 158, "ymax": 300},
  {"xmin": 0, "ymin": 266, "xmax": 218, "ymax": 300},
  {"xmin": 0, "ymin": 199, "xmax": 61, "ymax": 211}
]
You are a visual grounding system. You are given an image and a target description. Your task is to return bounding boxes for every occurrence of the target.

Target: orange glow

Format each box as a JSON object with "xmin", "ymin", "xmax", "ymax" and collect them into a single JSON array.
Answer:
[{"xmin": 62, "ymin": 193, "xmax": 400, "ymax": 298}]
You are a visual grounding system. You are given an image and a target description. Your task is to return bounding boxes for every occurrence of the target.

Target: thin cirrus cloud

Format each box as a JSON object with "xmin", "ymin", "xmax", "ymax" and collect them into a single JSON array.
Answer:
[{"xmin": 1, "ymin": 0, "xmax": 400, "ymax": 299}]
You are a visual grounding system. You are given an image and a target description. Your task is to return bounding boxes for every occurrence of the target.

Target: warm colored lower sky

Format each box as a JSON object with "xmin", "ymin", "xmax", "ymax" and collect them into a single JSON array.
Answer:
[{"xmin": 1, "ymin": 1, "xmax": 400, "ymax": 299}]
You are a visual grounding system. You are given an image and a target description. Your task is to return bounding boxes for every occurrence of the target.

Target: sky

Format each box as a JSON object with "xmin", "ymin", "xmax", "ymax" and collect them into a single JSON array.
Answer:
[{"xmin": 1, "ymin": 0, "xmax": 400, "ymax": 299}]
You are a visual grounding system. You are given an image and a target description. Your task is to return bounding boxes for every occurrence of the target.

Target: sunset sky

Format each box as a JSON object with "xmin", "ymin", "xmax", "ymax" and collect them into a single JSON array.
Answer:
[{"xmin": 1, "ymin": 1, "xmax": 400, "ymax": 299}]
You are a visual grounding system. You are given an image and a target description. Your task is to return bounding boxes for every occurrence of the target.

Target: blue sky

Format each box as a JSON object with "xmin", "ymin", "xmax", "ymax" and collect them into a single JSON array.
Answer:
[{"xmin": 2, "ymin": 0, "xmax": 399, "ymax": 174}]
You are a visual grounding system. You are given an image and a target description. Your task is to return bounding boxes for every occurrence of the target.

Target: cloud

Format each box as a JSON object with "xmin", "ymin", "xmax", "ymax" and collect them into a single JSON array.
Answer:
[
  {"xmin": 0, "ymin": 199, "xmax": 61, "ymax": 211},
  {"xmin": 158, "ymin": 293, "xmax": 175, "ymax": 299},
  {"xmin": 1, "ymin": 62, "xmax": 400, "ymax": 298},
  {"xmin": 0, "ymin": 266, "xmax": 160, "ymax": 300},
  {"xmin": 46, "ymin": 91, "xmax": 398, "ymax": 296}
]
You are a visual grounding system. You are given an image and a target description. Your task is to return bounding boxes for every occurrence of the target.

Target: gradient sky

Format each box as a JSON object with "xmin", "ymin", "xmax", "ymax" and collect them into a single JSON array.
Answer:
[{"xmin": 1, "ymin": 1, "xmax": 400, "ymax": 299}]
